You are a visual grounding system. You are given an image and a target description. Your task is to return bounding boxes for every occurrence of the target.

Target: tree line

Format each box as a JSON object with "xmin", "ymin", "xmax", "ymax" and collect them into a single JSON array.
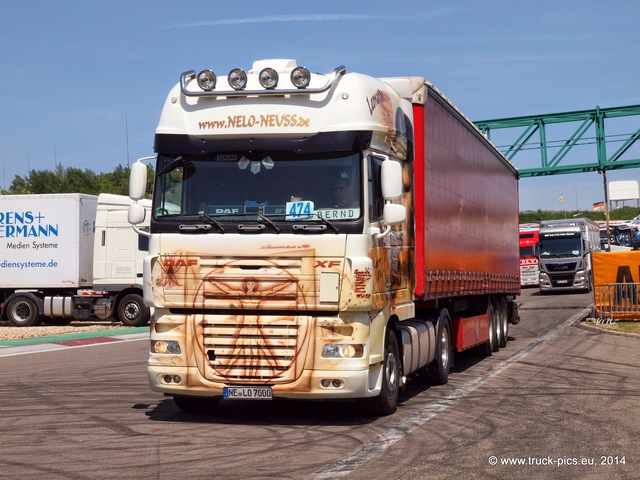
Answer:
[
  {"xmin": 2, "ymin": 164, "xmax": 639, "ymax": 223},
  {"xmin": 0, "ymin": 164, "xmax": 154, "ymax": 197}
]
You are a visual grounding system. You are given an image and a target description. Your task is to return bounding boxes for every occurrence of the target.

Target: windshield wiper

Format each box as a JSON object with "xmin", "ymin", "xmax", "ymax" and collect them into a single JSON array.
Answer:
[
  {"xmin": 157, "ymin": 156, "xmax": 185, "ymax": 176},
  {"xmin": 175, "ymin": 212, "xmax": 226, "ymax": 233},
  {"xmin": 257, "ymin": 213, "xmax": 281, "ymax": 233},
  {"xmin": 200, "ymin": 213, "xmax": 226, "ymax": 233},
  {"xmin": 291, "ymin": 214, "xmax": 340, "ymax": 234}
]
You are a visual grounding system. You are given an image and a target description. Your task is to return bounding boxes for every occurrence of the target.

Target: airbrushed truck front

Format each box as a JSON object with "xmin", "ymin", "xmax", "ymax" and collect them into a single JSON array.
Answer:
[{"xmin": 128, "ymin": 59, "xmax": 520, "ymax": 415}]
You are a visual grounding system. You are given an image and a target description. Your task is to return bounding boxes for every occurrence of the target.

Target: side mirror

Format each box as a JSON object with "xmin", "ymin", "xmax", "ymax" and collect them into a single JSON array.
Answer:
[
  {"xmin": 381, "ymin": 160, "xmax": 403, "ymax": 200},
  {"xmin": 383, "ymin": 203, "xmax": 406, "ymax": 225},
  {"xmin": 129, "ymin": 161, "xmax": 148, "ymax": 201},
  {"xmin": 128, "ymin": 203, "xmax": 146, "ymax": 226}
]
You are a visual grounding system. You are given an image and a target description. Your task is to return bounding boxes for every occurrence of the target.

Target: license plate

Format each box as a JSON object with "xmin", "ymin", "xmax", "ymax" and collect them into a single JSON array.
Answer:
[
  {"xmin": 223, "ymin": 386, "xmax": 272, "ymax": 400},
  {"xmin": 557, "ymin": 280, "xmax": 568, "ymax": 284}
]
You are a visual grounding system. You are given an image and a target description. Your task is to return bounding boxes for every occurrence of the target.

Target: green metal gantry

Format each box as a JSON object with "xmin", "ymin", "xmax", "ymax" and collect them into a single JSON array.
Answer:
[{"xmin": 475, "ymin": 104, "xmax": 640, "ymax": 178}]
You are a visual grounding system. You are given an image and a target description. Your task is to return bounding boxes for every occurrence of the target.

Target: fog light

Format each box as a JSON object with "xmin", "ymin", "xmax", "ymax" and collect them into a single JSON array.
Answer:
[
  {"xmin": 332, "ymin": 379, "xmax": 342, "ymax": 388},
  {"xmin": 163, "ymin": 375, "xmax": 172, "ymax": 383},
  {"xmin": 173, "ymin": 375, "xmax": 182, "ymax": 384},
  {"xmin": 321, "ymin": 379, "xmax": 330, "ymax": 388},
  {"xmin": 197, "ymin": 69, "xmax": 217, "ymax": 91},
  {"xmin": 259, "ymin": 67, "xmax": 279, "ymax": 89}
]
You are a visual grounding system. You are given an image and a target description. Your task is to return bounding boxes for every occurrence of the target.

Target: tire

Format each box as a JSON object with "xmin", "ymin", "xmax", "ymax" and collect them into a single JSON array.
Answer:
[
  {"xmin": 173, "ymin": 395, "xmax": 220, "ymax": 414},
  {"xmin": 481, "ymin": 302, "xmax": 496, "ymax": 357},
  {"xmin": 508, "ymin": 300, "xmax": 520, "ymax": 325},
  {"xmin": 426, "ymin": 310, "xmax": 452, "ymax": 385},
  {"xmin": 117, "ymin": 293, "xmax": 150, "ymax": 326},
  {"xmin": 6, "ymin": 296, "xmax": 42, "ymax": 327},
  {"xmin": 361, "ymin": 329, "xmax": 400, "ymax": 416}
]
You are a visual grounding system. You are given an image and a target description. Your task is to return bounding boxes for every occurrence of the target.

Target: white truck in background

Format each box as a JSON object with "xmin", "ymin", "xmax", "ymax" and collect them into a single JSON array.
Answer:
[
  {"xmin": 0, "ymin": 193, "xmax": 151, "ymax": 327},
  {"xmin": 537, "ymin": 218, "xmax": 600, "ymax": 293}
]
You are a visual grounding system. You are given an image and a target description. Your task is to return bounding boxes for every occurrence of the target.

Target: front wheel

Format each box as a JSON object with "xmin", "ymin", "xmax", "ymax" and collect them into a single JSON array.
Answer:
[
  {"xmin": 361, "ymin": 329, "xmax": 400, "ymax": 416},
  {"xmin": 117, "ymin": 293, "xmax": 150, "ymax": 326},
  {"xmin": 6, "ymin": 296, "xmax": 42, "ymax": 327}
]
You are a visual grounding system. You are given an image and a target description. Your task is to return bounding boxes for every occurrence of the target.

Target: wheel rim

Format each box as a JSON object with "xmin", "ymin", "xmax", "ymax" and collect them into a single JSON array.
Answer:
[
  {"xmin": 385, "ymin": 345, "xmax": 397, "ymax": 400},
  {"xmin": 440, "ymin": 326, "xmax": 450, "ymax": 368},
  {"xmin": 488, "ymin": 314, "xmax": 494, "ymax": 346},
  {"xmin": 12, "ymin": 301, "xmax": 31, "ymax": 321},
  {"xmin": 495, "ymin": 309, "xmax": 503, "ymax": 344},
  {"xmin": 124, "ymin": 302, "xmax": 140, "ymax": 320}
]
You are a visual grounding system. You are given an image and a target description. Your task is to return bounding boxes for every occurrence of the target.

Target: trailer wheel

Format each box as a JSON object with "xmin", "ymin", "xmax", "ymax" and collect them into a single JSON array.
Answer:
[
  {"xmin": 481, "ymin": 302, "xmax": 496, "ymax": 356},
  {"xmin": 6, "ymin": 296, "xmax": 42, "ymax": 327},
  {"xmin": 493, "ymin": 299, "xmax": 503, "ymax": 351},
  {"xmin": 173, "ymin": 395, "xmax": 219, "ymax": 414},
  {"xmin": 361, "ymin": 329, "xmax": 400, "ymax": 416},
  {"xmin": 117, "ymin": 294, "xmax": 150, "ymax": 327},
  {"xmin": 497, "ymin": 298, "xmax": 509, "ymax": 348},
  {"xmin": 427, "ymin": 310, "xmax": 451, "ymax": 385}
]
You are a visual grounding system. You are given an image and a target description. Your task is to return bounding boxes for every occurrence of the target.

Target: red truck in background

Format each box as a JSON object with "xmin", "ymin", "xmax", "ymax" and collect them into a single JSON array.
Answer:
[
  {"xmin": 128, "ymin": 59, "xmax": 521, "ymax": 416},
  {"xmin": 519, "ymin": 226, "xmax": 540, "ymax": 286}
]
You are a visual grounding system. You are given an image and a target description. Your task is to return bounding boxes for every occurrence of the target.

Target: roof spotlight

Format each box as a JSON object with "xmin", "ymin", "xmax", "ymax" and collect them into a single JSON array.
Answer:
[
  {"xmin": 259, "ymin": 67, "xmax": 279, "ymax": 89},
  {"xmin": 290, "ymin": 66, "xmax": 311, "ymax": 89},
  {"xmin": 228, "ymin": 68, "xmax": 247, "ymax": 90},
  {"xmin": 197, "ymin": 70, "xmax": 217, "ymax": 91}
]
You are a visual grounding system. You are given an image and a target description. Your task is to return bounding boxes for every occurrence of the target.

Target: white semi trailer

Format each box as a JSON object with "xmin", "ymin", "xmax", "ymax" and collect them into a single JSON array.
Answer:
[{"xmin": 0, "ymin": 193, "xmax": 151, "ymax": 326}]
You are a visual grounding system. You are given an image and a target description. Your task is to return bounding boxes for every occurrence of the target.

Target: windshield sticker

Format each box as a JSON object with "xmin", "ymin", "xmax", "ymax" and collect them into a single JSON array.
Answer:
[
  {"xmin": 286, "ymin": 200, "xmax": 314, "ymax": 221},
  {"xmin": 315, "ymin": 208, "xmax": 359, "ymax": 220}
]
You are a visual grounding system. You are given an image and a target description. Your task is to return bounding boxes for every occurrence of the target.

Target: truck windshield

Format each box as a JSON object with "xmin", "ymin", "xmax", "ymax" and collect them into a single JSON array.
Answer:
[
  {"xmin": 152, "ymin": 151, "xmax": 362, "ymax": 222},
  {"xmin": 538, "ymin": 235, "xmax": 582, "ymax": 257}
]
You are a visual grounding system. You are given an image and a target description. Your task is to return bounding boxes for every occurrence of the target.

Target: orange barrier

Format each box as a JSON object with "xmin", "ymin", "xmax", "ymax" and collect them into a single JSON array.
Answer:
[{"xmin": 592, "ymin": 251, "xmax": 640, "ymax": 323}]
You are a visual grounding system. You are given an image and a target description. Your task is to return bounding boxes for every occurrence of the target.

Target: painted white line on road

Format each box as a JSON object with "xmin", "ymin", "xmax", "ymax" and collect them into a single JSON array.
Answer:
[{"xmin": 308, "ymin": 308, "xmax": 591, "ymax": 480}]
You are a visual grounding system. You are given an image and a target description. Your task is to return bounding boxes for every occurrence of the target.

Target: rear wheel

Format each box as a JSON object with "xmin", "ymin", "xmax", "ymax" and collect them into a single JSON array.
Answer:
[
  {"xmin": 493, "ymin": 299, "xmax": 503, "ymax": 351},
  {"xmin": 481, "ymin": 302, "xmax": 496, "ymax": 356},
  {"xmin": 497, "ymin": 298, "xmax": 509, "ymax": 348},
  {"xmin": 426, "ymin": 310, "xmax": 452, "ymax": 385},
  {"xmin": 361, "ymin": 329, "xmax": 400, "ymax": 416},
  {"xmin": 6, "ymin": 296, "xmax": 42, "ymax": 327}
]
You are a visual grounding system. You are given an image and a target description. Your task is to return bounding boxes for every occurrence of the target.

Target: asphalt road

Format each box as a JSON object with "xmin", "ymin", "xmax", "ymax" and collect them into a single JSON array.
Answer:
[{"xmin": 0, "ymin": 288, "xmax": 637, "ymax": 479}]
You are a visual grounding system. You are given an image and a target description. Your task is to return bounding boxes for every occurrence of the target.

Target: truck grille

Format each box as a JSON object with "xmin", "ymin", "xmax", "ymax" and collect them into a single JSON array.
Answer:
[
  {"xmin": 546, "ymin": 262, "xmax": 577, "ymax": 272},
  {"xmin": 201, "ymin": 314, "xmax": 309, "ymax": 383}
]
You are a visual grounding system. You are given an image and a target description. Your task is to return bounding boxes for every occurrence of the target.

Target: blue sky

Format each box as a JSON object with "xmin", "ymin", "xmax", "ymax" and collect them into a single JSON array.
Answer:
[{"xmin": 1, "ymin": 0, "xmax": 639, "ymax": 211}]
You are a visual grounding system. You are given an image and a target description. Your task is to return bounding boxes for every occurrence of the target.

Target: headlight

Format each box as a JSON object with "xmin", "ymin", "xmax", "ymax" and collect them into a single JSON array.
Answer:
[
  {"xmin": 151, "ymin": 340, "xmax": 181, "ymax": 354},
  {"xmin": 322, "ymin": 344, "xmax": 364, "ymax": 358}
]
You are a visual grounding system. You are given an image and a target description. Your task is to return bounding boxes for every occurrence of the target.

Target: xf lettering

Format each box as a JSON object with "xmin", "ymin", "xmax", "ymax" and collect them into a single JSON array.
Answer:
[{"xmin": 314, "ymin": 260, "xmax": 341, "ymax": 268}]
